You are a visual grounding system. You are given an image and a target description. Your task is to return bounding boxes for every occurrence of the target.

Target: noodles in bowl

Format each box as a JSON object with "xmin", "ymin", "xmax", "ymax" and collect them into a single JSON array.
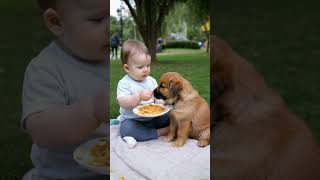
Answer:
[{"xmin": 133, "ymin": 103, "xmax": 171, "ymax": 118}]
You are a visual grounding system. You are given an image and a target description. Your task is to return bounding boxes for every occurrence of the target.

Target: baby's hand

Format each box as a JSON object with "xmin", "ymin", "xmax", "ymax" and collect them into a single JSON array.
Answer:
[{"xmin": 139, "ymin": 90, "xmax": 153, "ymax": 101}]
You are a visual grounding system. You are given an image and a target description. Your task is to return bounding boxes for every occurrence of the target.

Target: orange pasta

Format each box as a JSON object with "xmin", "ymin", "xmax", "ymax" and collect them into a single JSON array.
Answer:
[
  {"xmin": 138, "ymin": 104, "xmax": 166, "ymax": 115},
  {"xmin": 90, "ymin": 139, "xmax": 109, "ymax": 167}
]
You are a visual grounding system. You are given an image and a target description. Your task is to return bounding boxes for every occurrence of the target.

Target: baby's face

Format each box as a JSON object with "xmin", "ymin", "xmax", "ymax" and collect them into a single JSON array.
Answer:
[
  {"xmin": 57, "ymin": 0, "xmax": 108, "ymax": 62},
  {"xmin": 125, "ymin": 54, "xmax": 151, "ymax": 82}
]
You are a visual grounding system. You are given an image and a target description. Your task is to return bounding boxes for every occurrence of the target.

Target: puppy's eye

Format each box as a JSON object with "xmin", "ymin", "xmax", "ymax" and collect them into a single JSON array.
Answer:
[{"xmin": 159, "ymin": 83, "xmax": 165, "ymax": 88}]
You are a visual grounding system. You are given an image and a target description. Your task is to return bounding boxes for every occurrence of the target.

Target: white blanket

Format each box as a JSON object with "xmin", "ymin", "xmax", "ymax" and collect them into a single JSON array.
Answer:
[{"xmin": 110, "ymin": 124, "xmax": 210, "ymax": 180}]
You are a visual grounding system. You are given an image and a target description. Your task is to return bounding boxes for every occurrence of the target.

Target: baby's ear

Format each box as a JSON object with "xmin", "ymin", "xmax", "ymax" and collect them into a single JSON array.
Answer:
[
  {"xmin": 123, "ymin": 64, "xmax": 130, "ymax": 73},
  {"xmin": 43, "ymin": 8, "xmax": 63, "ymax": 36}
]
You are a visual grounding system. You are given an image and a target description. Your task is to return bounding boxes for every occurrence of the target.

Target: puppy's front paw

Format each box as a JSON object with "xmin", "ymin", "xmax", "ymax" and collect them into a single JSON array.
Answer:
[
  {"xmin": 172, "ymin": 138, "xmax": 185, "ymax": 147},
  {"xmin": 197, "ymin": 139, "xmax": 209, "ymax": 147},
  {"xmin": 165, "ymin": 135, "xmax": 175, "ymax": 142}
]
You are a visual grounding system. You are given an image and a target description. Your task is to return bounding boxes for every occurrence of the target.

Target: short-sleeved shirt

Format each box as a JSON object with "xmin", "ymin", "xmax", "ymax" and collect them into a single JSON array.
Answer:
[
  {"xmin": 116, "ymin": 74, "xmax": 157, "ymax": 121},
  {"xmin": 22, "ymin": 41, "xmax": 108, "ymax": 179}
]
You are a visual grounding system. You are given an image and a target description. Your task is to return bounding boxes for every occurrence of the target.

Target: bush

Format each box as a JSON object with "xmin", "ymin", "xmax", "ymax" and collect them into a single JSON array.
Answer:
[{"xmin": 162, "ymin": 40, "xmax": 200, "ymax": 49}]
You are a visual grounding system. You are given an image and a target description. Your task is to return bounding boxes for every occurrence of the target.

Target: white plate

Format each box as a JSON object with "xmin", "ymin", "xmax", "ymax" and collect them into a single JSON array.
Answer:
[
  {"xmin": 73, "ymin": 137, "xmax": 109, "ymax": 175},
  {"xmin": 133, "ymin": 103, "xmax": 171, "ymax": 118}
]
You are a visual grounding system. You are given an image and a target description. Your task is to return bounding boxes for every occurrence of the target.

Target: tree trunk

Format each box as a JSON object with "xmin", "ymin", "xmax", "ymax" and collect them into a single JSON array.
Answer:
[
  {"xmin": 123, "ymin": 0, "xmax": 176, "ymax": 63},
  {"xmin": 142, "ymin": 0, "xmax": 158, "ymax": 63}
]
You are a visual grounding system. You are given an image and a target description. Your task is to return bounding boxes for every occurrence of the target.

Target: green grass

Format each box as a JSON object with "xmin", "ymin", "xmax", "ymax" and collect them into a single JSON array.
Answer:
[
  {"xmin": 110, "ymin": 49, "xmax": 210, "ymax": 119},
  {"xmin": 214, "ymin": 0, "xmax": 320, "ymax": 142}
]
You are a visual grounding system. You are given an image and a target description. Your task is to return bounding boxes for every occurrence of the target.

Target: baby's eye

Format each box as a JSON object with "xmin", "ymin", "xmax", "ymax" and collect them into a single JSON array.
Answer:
[{"xmin": 90, "ymin": 16, "xmax": 106, "ymax": 23}]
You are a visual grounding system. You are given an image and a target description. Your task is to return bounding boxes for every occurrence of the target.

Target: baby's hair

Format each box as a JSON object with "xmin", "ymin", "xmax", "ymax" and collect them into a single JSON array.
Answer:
[
  {"xmin": 37, "ymin": 0, "xmax": 57, "ymax": 12},
  {"xmin": 121, "ymin": 39, "xmax": 150, "ymax": 65}
]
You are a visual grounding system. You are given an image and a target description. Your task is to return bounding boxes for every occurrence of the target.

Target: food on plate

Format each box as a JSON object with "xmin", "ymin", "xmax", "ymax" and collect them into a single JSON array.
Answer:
[
  {"xmin": 89, "ymin": 138, "xmax": 109, "ymax": 167},
  {"xmin": 137, "ymin": 104, "xmax": 166, "ymax": 115}
]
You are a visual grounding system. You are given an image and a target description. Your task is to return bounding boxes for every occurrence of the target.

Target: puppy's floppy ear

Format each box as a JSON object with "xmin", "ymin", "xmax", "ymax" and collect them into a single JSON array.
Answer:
[{"xmin": 169, "ymin": 77, "xmax": 182, "ymax": 98}]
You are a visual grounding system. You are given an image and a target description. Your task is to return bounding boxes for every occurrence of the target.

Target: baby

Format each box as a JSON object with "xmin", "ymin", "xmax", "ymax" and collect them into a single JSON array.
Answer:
[
  {"xmin": 21, "ymin": 0, "xmax": 108, "ymax": 179},
  {"xmin": 116, "ymin": 40, "xmax": 169, "ymax": 148}
]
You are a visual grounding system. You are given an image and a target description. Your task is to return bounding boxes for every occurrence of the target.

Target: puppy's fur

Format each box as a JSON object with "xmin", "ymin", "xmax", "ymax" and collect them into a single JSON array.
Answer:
[
  {"xmin": 212, "ymin": 36, "xmax": 320, "ymax": 179},
  {"xmin": 154, "ymin": 72, "xmax": 210, "ymax": 147}
]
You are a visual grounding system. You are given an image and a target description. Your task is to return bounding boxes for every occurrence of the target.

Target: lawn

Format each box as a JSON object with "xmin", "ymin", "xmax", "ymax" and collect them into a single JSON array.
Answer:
[
  {"xmin": 214, "ymin": 0, "xmax": 320, "ymax": 142},
  {"xmin": 110, "ymin": 49, "xmax": 210, "ymax": 119}
]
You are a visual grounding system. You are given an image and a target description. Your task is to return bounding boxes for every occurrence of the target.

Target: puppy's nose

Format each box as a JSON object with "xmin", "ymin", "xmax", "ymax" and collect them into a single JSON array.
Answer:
[{"xmin": 153, "ymin": 88, "xmax": 163, "ymax": 99}]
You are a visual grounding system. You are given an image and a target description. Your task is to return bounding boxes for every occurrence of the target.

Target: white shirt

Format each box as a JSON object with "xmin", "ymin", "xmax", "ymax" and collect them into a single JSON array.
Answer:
[
  {"xmin": 22, "ymin": 41, "xmax": 108, "ymax": 179},
  {"xmin": 116, "ymin": 74, "xmax": 158, "ymax": 121}
]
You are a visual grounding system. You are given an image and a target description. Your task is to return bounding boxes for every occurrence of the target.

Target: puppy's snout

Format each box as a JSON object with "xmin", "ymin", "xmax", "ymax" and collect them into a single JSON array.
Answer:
[{"xmin": 153, "ymin": 88, "xmax": 166, "ymax": 100}]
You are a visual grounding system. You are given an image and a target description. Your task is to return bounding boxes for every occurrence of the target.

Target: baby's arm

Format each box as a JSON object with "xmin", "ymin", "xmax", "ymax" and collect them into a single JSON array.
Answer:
[
  {"xmin": 118, "ymin": 89, "xmax": 153, "ymax": 108},
  {"xmin": 25, "ymin": 89, "xmax": 108, "ymax": 148}
]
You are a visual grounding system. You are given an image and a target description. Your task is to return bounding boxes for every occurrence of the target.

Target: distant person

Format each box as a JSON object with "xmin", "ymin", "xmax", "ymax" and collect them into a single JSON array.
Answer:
[
  {"xmin": 156, "ymin": 37, "xmax": 163, "ymax": 53},
  {"xmin": 199, "ymin": 40, "xmax": 206, "ymax": 49},
  {"xmin": 111, "ymin": 32, "xmax": 120, "ymax": 59},
  {"xmin": 21, "ymin": 0, "xmax": 108, "ymax": 179}
]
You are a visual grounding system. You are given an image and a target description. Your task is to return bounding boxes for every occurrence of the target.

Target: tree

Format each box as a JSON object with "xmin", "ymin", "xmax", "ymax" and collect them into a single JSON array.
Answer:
[
  {"xmin": 201, "ymin": 19, "xmax": 210, "ymax": 52},
  {"xmin": 110, "ymin": 15, "xmax": 120, "ymax": 37},
  {"xmin": 122, "ymin": 0, "xmax": 209, "ymax": 62},
  {"xmin": 110, "ymin": 15, "xmax": 141, "ymax": 43},
  {"xmin": 162, "ymin": 3, "xmax": 189, "ymax": 40},
  {"xmin": 123, "ymin": 0, "xmax": 184, "ymax": 63},
  {"xmin": 185, "ymin": 0, "xmax": 209, "ymax": 24},
  {"xmin": 161, "ymin": 2, "xmax": 208, "ymax": 41}
]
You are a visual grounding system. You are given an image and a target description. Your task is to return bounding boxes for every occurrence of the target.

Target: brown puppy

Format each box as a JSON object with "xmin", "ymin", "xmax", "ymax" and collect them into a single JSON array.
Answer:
[
  {"xmin": 153, "ymin": 72, "xmax": 210, "ymax": 147},
  {"xmin": 212, "ymin": 36, "xmax": 320, "ymax": 179}
]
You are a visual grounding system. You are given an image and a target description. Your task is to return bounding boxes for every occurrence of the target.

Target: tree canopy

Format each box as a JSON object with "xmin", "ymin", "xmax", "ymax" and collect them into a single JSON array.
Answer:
[{"xmin": 120, "ymin": 0, "xmax": 210, "ymax": 62}]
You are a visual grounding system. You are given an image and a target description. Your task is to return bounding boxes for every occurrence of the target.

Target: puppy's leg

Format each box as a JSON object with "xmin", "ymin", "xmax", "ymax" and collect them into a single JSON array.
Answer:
[
  {"xmin": 165, "ymin": 118, "xmax": 177, "ymax": 142},
  {"xmin": 197, "ymin": 127, "xmax": 210, "ymax": 147},
  {"xmin": 173, "ymin": 121, "xmax": 191, "ymax": 147}
]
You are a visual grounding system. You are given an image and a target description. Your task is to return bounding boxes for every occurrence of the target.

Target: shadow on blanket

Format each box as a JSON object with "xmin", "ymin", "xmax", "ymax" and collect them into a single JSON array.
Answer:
[{"xmin": 211, "ymin": 35, "xmax": 320, "ymax": 179}]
